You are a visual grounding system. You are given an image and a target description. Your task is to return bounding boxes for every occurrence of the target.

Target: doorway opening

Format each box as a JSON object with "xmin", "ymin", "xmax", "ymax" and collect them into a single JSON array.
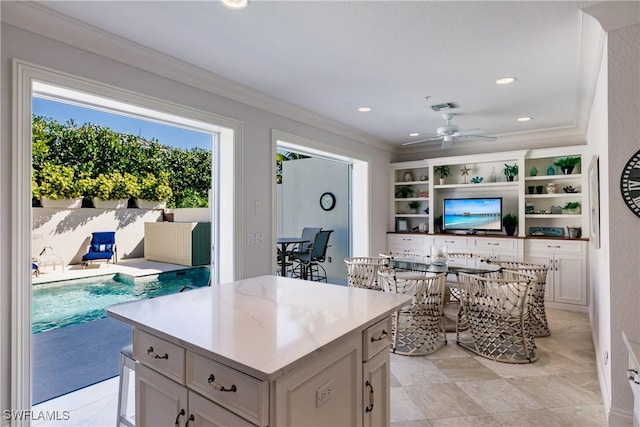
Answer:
[{"xmin": 273, "ymin": 131, "xmax": 370, "ymax": 284}]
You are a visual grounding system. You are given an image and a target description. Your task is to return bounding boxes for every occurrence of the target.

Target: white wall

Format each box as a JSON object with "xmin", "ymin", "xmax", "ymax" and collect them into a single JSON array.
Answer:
[
  {"xmin": 281, "ymin": 158, "xmax": 349, "ymax": 283},
  {"xmin": 587, "ymin": 29, "xmax": 613, "ymax": 415},
  {"xmin": 0, "ymin": 21, "xmax": 394, "ymax": 413},
  {"xmin": 606, "ymin": 22, "xmax": 640, "ymax": 423},
  {"xmin": 32, "ymin": 208, "xmax": 163, "ymax": 266}
]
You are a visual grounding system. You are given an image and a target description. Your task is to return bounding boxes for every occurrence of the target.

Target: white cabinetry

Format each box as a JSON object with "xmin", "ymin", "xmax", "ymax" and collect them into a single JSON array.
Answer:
[
  {"xmin": 113, "ymin": 279, "xmax": 409, "ymax": 427},
  {"xmin": 470, "ymin": 237, "xmax": 521, "ymax": 262},
  {"xmin": 387, "ymin": 234, "xmax": 430, "ymax": 255},
  {"xmin": 525, "ymin": 239, "xmax": 587, "ymax": 306}
]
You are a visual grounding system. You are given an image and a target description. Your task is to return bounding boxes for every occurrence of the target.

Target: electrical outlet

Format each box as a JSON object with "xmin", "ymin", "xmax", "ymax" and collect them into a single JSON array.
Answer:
[
  {"xmin": 255, "ymin": 233, "xmax": 264, "ymax": 244},
  {"xmin": 327, "ymin": 256, "xmax": 332, "ymax": 263},
  {"xmin": 247, "ymin": 233, "xmax": 254, "ymax": 245},
  {"xmin": 316, "ymin": 380, "xmax": 334, "ymax": 407}
]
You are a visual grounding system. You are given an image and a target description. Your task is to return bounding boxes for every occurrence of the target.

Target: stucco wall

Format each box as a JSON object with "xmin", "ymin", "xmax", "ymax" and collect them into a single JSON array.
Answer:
[{"xmin": 32, "ymin": 208, "xmax": 163, "ymax": 266}]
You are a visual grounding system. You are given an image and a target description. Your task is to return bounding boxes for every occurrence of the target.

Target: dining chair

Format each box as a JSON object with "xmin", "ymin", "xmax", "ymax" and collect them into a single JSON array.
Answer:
[
  {"xmin": 494, "ymin": 261, "xmax": 551, "ymax": 337},
  {"xmin": 456, "ymin": 271, "xmax": 538, "ymax": 363},
  {"xmin": 291, "ymin": 230, "xmax": 333, "ymax": 281},
  {"xmin": 344, "ymin": 257, "xmax": 387, "ymax": 290},
  {"xmin": 378, "ymin": 268, "xmax": 447, "ymax": 356}
]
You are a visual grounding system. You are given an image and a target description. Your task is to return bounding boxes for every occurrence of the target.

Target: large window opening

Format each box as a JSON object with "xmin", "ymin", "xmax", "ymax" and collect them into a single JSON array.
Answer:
[{"xmin": 12, "ymin": 61, "xmax": 241, "ymax": 413}]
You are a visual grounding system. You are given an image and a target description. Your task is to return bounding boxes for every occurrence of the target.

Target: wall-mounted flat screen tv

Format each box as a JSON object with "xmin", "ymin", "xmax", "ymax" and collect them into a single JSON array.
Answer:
[{"xmin": 443, "ymin": 197, "xmax": 503, "ymax": 232}]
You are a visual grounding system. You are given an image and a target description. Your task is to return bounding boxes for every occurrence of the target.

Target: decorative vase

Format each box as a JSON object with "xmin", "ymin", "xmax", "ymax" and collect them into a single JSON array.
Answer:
[
  {"xmin": 536, "ymin": 185, "xmax": 544, "ymax": 194},
  {"xmin": 528, "ymin": 186, "xmax": 535, "ymax": 194},
  {"xmin": 505, "ymin": 224, "xmax": 517, "ymax": 236},
  {"xmin": 403, "ymin": 171, "xmax": 414, "ymax": 182},
  {"xmin": 439, "ymin": 178, "xmax": 445, "ymax": 185},
  {"xmin": 546, "ymin": 183, "xmax": 558, "ymax": 194},
  {"xmin": 507, "ymin": 176, "xmax": 514, "ymax": 182},
  {"xmin": 530, "ymin": 166, "xmax": 538, "ymax": 176},
  {"xmin": 561, "ymin": 166, "xmax": 574, "ymax": 175},
  {"xmin": 547, "ymin": 165, "xmax": 555, "ymax": 175},
  {"xmin": 489, "ymin": 167, "xmax": 497, "ymax": 182}
]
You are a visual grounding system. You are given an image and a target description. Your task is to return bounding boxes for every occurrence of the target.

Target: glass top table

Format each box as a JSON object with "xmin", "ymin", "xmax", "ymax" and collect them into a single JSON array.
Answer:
[{"xmin": 387, "ymin": 257, "xmax": 502, "ymax": 275}]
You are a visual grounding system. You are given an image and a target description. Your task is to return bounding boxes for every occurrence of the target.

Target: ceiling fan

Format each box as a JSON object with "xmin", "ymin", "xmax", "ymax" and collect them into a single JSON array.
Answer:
[{"xmin": 402, "ymin": 113, "xmax": 497, "ymax": 149}]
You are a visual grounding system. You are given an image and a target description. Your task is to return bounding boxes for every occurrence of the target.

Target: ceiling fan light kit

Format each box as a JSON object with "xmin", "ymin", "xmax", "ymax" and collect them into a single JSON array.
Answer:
[{"xmin": 402, "ymin": 113, "xmax": 497, "ymax": 149}]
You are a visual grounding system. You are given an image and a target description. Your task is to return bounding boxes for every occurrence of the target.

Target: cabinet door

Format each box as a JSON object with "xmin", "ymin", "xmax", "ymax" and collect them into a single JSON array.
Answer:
[
  {"xmin": 274, "ymin": 338, "xmax": 361, "ymax": 426},
  {"xmin": 554, "ymin": 254, "xmax": 586, "ymax": 305},
  {"xmin": 188, "ymin": 391, "xmax": 255, "ymax": 427},
  {"xmin": 137, "ymin": 363, "xmax": 189, "ymax": 427},
  {"xmin": 525, "ymin": 253, "xmax": 554, "ymax": 301},
  {"xmin": 362, "ymin": 350, "xmax": 390, "ymax": 427}
]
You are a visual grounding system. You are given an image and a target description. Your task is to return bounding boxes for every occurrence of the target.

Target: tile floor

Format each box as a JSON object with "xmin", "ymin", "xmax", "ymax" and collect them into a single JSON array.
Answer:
[{"xmin": 32, "ymin": 306, "xmax": 604, "ymax": 426}]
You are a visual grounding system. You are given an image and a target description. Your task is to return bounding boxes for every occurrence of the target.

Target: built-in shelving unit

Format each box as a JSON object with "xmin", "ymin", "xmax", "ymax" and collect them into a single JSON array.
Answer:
[{"xmin": 392, "ymin": 163, "xmax": 429, "ymax": 231}]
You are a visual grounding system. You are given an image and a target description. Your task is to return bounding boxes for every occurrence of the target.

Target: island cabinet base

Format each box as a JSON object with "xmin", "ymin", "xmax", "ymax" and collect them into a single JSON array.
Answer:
[{"xmin": 133, "ymin": 317, "xmax": 393, "ymax": 427}]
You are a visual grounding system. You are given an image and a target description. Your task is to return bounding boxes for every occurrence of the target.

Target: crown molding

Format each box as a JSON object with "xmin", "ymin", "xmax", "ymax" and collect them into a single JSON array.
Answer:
[
  {"xmin": 583, "ymin": 1, "xmax": 640, "ymax": 32},
  {"xmin": 1, "ymin": 1, "xmax": 395, "ymax": 153}
]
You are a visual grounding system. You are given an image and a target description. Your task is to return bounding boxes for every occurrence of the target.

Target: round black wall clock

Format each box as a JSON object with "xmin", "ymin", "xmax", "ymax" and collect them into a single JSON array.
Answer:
[
  {"xmin": 320, "ymin": 192, "xmax": 336, "ymax": 211},
  {"xmin": 620, "ymin": 148, "xmax": 640, "ymax": 218}
]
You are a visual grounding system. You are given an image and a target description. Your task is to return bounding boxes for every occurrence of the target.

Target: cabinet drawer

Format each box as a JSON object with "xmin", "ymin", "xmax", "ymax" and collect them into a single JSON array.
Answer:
[
  {"xmin": 188, "ymin": 390, "xmax": 255, "ymax": 427},
  {"xmin": 363, "ymin": 317, "xmax": 391, "ymax": 361},
  {"xmin": 186, "ymin": 351, "xmax": 268, "ymax": 426},
  {"xmin": 434, "ymin": 236, "xmax": 468, "ymax": 249},
  {"xmin": 473, "ymin": 238, "xmax": 516, "ymax": 250},
  {"xmin": 526, "ymin": 239, "xmax": 585, "ymax": 254},
  {"xmin": 388, "ymin": 234, "xmax": 426, "ymax": 250},
  {"xmin": 134, "ymin": 329, "xmax": 185, "ymax": 384}
]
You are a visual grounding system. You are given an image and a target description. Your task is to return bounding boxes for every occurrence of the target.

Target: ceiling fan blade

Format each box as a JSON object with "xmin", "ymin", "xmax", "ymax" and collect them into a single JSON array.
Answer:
[
  {"xmin": 401, "ymin": 136, "xmax": 443, "ymax": 146},
  {"xmin": 453, "ymin": 128, "xmax": 488, "ymax": 136},
  {"xmin": 455, "ymin": 134, "xmax": 497, "ymax": 142}
]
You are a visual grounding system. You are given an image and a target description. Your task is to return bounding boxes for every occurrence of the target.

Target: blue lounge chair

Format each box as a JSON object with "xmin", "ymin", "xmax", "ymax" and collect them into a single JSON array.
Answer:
[
  {"xmin": 82, "ymin": 232, "xmax": 117, "ymax": 267},
  {"xmin": 32, "ymin": 262, "xmax": 40, "ymax": 277}
]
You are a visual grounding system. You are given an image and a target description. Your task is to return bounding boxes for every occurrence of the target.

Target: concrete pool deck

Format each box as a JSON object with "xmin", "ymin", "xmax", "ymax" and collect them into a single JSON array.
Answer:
[{"xmin": 32, "ymin": 257, "xmax": 200, "ymax": 285}]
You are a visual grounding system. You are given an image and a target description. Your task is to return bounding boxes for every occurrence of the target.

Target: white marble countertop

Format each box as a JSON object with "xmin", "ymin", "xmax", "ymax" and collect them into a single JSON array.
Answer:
[{"xmin": 107, "ymin": 275, "xmax": 411, "ymax": 380}]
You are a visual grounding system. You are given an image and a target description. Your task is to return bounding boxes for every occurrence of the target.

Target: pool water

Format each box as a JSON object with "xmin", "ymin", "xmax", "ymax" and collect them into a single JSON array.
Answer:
[{"xmin": 32, "ymin": 267, "xmax": 210, "ymax": 334}]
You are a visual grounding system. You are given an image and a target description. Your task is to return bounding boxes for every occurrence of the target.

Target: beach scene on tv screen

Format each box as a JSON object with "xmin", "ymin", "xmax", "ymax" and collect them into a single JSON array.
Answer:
[{"xmin": 444, "ymin": 198, "xmax": 502, "ymax": 230}]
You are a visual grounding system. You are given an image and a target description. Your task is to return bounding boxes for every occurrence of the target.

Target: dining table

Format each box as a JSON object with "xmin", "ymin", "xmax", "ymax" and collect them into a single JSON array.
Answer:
[
  {"xmin": 387, "ymin": 256, "xmax": 502, "ymax": 276},
  {"xmin": 276, "ymin": 237, "xmax": 309, "ymax": 276},
  {"xmin": 386, "ymin": 256, "xmax": 502, "ymax": 332}
]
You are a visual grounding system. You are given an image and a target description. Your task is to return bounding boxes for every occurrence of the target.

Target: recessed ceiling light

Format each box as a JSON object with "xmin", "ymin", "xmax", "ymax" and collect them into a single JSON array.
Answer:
[
  {"xmin": 496, "ymin": 77, "xmax": 517, "ymax": 85},
  {"xmin": 517, "ymin": 116, "xmax": 532, "ymax": 122},
  {"xmin": 221, "ymin": 0, "xmax": 249, "ymax": 10},
  {"xmin": 358, "ymin": 107, "xmax": 372, "ymax": 112},
  {"xmin": 408, "ymin": 132, "xmax": 420, "ymax": 137}
]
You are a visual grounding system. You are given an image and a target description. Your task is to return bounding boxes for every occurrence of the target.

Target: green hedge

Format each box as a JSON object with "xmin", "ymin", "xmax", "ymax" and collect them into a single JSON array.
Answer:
[{"xmin": 32, "ymin": 116, "xmax": 211, "ymax": 207}]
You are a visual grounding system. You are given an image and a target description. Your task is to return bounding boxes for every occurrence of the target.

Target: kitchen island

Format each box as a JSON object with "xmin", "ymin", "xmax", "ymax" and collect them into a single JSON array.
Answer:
[{"xmin": 107, "ymin": 275, "xmax": 411, "ymax": 427}]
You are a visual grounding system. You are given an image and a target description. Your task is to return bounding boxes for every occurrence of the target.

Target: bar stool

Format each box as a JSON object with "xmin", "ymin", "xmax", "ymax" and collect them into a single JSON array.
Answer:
[{"xmin": 117, "ymin": 344, "xmax": 135, "ymax": 427}]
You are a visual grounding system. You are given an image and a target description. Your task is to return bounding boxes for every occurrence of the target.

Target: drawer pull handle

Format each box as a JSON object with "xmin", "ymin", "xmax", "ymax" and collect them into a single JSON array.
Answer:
[
  {"xmin": 547, "ymin": 245, "xmax": 561, "ymax": 248},
  {"xmin": 488, "ymin": 243, "xmax": 499, "ymax": 246},
  {"xmin": 208, "ymin": 374, "xmax": 237, "ymax": 392},
  {"xmin": 370, "ymin": 330, "xmax": 388, "ymax": 342},
  {"xmin": 175, "ymin": 408, "xmax": 185, "ymax": 425},
  {"xmin": 627, "ymin": 369, "xmax": 639, "ymax": 384},
  {"xmin": 184, "ymin": 414, "xmax": 195, "ymax": 426},
  {"xmin": 365, "ymin": 380, "xmax": 374, "ymax": 413},
  {"xmin": 445, "ymin": 240, "xmax": 454, "ymax": 244},
  {"xmin": 147, "ymin": 346, "xmax": 168, "ymax": 360}
]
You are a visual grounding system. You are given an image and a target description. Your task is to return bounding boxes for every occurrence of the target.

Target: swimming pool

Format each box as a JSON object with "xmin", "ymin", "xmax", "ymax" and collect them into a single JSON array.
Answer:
[{"xmin": 32, "ymin": 267, "xmax": 210, "ymax": 334}]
